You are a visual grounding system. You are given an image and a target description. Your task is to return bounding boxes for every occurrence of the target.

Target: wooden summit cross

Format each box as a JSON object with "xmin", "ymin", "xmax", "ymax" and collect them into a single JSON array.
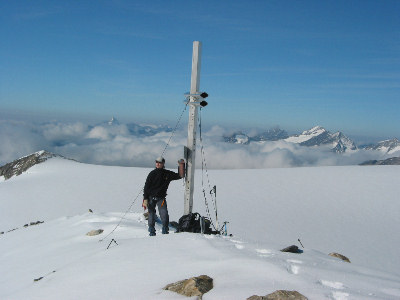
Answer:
[{"xmin": 184, "ymin": 41, "xmax": 208, "ymax": 215}]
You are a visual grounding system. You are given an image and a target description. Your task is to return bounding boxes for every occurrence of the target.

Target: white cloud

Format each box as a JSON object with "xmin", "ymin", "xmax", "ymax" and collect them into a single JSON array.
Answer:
[
  {"xmin": 42, "ymin": 122, "xmax": 88, "ymax": 141},
  {"xmin": 0, "ymin": 119, "xmax": 390, "ymax": 169},
  {"xmin": 0, "ymin": 120, "xmax": 47, "ymax": 164}
]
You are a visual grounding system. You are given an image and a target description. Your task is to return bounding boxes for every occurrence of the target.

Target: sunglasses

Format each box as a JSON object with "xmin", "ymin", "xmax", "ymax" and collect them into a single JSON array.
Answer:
[{"xmin": 156, "ymin": 161, "xmax": 164, "ymax": 164}]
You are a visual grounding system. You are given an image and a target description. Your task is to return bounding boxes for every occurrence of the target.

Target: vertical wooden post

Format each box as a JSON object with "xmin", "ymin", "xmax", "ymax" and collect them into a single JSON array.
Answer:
[{"xmin": 184, "ymin": 41, "xmax": 202, "ymax": 215}]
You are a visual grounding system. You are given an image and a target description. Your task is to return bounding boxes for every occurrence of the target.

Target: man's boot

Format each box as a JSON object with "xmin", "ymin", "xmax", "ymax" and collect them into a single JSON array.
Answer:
[
  {"xmin": 162, "ymin": 226, "xmax": 169, "ymax": 234},
  {"xmin": 149, "ymin": 226, "xmax": 156, "ymax": 236}
]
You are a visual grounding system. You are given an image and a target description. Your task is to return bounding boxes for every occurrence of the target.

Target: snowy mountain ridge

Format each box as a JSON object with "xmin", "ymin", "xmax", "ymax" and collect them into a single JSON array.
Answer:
[
  {"xmin": 364, "ymin": 138, "xmax": 400, "ymax": 154},
  {"xmin": 0, "ymin": 150, "xmax": 61, "ymax": 180},
  {"xmin": 284, "ymin": 126, "xmax": 357, "ymax": 153},
  {"xmin": 224, "ymin": 126, "xmax": 358, "ymax": 153}
]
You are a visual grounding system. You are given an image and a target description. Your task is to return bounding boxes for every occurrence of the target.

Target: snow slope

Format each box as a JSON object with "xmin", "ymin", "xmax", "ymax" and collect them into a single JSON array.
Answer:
[{"xmin": 1, "ymin": 158, "xmax": 400, "ymax": 299}]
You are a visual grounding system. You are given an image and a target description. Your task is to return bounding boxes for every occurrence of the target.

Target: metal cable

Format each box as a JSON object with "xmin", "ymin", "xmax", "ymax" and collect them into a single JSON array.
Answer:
[
  {"xmin": 161, "ymin": 103, "xmax": 188, "ymax": 157},
  {"xmin": 99, "ymin": 187, "xmax": 143, "ymax": 242},
  {"xmin": 198, "ymin": 108, "xmax": 218, "ymax": 231}
]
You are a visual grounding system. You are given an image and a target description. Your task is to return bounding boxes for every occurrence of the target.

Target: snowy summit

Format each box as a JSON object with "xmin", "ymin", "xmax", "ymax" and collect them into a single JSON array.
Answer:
[
  {"xmin": 1, "ymin": 153, "xmax": 400, "ymax": 299},
  {"xmin": 285, "ymin": 126, "xmax": 357, "ymax": 153}
]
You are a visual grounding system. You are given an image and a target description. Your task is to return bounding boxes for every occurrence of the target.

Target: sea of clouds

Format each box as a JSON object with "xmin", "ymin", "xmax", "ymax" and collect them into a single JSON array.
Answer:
[{"xmin": 0, "ymin": 119, "xmax": 387, "ymax": 169}]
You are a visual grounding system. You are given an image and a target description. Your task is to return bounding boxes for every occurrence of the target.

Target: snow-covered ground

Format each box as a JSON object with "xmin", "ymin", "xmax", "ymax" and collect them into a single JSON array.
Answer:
[{"xmin": 1, "ymin": 157, "xmax": 400, "ymax": 299}]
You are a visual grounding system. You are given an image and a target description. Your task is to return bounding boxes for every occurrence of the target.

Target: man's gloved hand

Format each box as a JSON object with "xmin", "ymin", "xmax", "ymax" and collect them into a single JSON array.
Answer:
[{"xmin": 142, "ymin": 199, "xmax": 148, "ymax": 210}]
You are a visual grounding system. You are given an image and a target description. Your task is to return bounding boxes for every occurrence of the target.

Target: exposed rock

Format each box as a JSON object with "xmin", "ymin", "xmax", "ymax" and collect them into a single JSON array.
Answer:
[
  {"xmin": 164, "ymin": 275, "xmax": 213, "ymax": 299},
  {"xmin": 24, "ymin": 221, "xmax": 44, "ymax": 228},
  {"xmin": 359, "ymin": 156, "xmax": 400, "ymax": 166},
  {"xmin": 280, "ymin": 245, "xmax": 302, "ymax": 254},
  {"xmin": 86, "ymin": 229, "xmax": 104, "ymax": 236},
  {"xmin": 247, "ymin": 290, "xmax": 308, "ymax": 300},
  {"xmin": 224, "ymin": 132, "xmax": 250, "ymax": 144},
  {"xmin": 4, "ymin": 221, "xmax": 44, "ymax": 234},
  {"xmin": 30, "ymin": 221, "xmax": 44, "ymax": 226},
  {"xmin": 0, "ymin": 151, "xmax": 56, "ymax": 180},
  {"xmin": 285, "ymin": 126, "xmax": 357, "ymax": 153},
  {"xmin": 250, "ymin": 127, "xmax": 289, "ymax": 142},
  {"xmin": 33, "ymin": 270, "xmax": 56, "ymax": 282},
  {"xmin": 329, "ymin": 252, "xmax": 351, "ymax": 263},
  {"xmin": 364, "ymin": 138, "xmax": 400, "ymax": 154}
]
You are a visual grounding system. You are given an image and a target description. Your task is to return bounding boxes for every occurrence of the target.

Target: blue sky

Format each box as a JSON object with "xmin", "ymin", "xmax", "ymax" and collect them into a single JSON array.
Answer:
[{"xmin": 1, "ymin": 1, "xmax": 399, "ymax": 141}]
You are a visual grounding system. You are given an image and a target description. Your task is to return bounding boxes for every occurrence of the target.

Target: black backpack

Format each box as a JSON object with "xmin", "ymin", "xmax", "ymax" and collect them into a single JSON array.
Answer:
[
  {"xmin": 177, "ymin": 212, "xmax": 201, "ymax": 233},
  {"xmin": 176, "ymin": 212, "xmax": 213, "ymax": 234}
]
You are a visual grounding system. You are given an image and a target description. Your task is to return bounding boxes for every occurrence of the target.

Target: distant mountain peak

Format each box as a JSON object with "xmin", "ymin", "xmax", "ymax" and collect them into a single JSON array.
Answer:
[
  {"xmin": 301, "ymin": 126, "xmax": 327, "ymax": 136},
  {"xmin": 285, "ymin": 126, "xmax": 357, "ymax": 153},
  {"xmin": 223, "ymin": 132, "xmax": 249, "ymax": 144},
  {"xmin": 250, "ymin": 127, "xmax": 289, "ymax": 142},
  {"xmin": 364, "ymin": 138, "xmax": 400, "ymax": 154},
  {"xmin": 108, "ymin": 117, "xmax": 120, "ymax": 126},
  {"xmin": 224, "ymin": 127, "xmax": 289, "ymax": 144}
]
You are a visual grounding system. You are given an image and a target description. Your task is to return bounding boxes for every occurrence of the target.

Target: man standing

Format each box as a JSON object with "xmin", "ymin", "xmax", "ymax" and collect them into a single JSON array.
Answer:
[{"xmin": 143, "ymin": 156, "xmax": 185, "ymax": 236}]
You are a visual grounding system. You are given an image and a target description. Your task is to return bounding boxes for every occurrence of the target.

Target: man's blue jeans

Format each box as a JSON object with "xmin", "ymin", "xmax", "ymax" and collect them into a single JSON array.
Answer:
[{"xmin": 148, "ymin": 197, "xmax": 169, "ymax": 235}]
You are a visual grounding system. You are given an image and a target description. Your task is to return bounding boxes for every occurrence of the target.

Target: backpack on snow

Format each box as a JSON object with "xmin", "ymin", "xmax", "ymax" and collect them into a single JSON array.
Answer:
[{"xmin": 176, "ymin": 212, "xmax": 212, "ymax": 234}]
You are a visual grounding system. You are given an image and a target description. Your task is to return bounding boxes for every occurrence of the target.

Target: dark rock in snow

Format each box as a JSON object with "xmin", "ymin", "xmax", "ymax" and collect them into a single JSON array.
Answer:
[
  {"xmin": 30, "ymin": 221, "xmax": 44, "ymax": 226},
  {"xmin": 164, "ymin": 275, "xmax": 213, "ymax": 299},
  {"xmin": 86, "ymin": 229, "xmax": 104, "ymax": 236},
  {"xmin": 247, "ymin": 290, "xmax": 308, "ymax": 300}
]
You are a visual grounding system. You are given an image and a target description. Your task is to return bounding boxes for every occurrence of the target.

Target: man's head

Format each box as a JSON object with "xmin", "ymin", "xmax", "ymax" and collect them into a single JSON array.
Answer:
[{"xmin": 155, "ymin": 156, "xmax": 165, "ymax": 168}]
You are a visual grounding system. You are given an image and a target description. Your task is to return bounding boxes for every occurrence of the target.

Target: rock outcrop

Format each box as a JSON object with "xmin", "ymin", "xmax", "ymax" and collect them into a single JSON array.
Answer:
[
  {"xmin": 247, "ymin": 290, "xmax": 308, "ymax": 300},
  {"xmin": 360, "ymin": 156, "xmax": 400, "ymax": 166},
  {"xmin": 164, "ymin": 275, "xmax": 213, "ymax": 299},
  {"xmin": 329, "ymin": 252, "xmax": 351, "ymax": 263},
  {"xmin": 0, "ymin": 151, "xmax": 56, "ymax": 180},
  {"xmin": 86, "ymin": 229, "xmax": 104, "ymax": 236}
]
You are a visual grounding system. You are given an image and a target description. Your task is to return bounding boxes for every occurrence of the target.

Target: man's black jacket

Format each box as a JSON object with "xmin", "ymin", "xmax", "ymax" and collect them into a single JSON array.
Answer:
[{"xmin": 143, "ymin": 168, "xmax": 182, "ymax": 200}]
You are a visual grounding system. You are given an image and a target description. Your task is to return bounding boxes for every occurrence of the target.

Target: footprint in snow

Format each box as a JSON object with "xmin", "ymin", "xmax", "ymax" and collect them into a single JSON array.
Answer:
[
  {"xmin": 286, "ymin": 264, "xmax": 300, "ymax": 275},
  {"xmin": 286, "ymin": 259, "xmax": 303, "ymax": 275},
  {"xmin": 255, "ymin": 248, "xmax": 275, "ymax": 257},
  {"xmin": 287, "ymin": 259, "xmax": 303, "ymax": 264},
  {"xmin": 330, "ymin": 291, "xmax": 349, "ymax": 300},
  {"xmin": 230, "ymin": 239, "xmax": 244, "ymax": 244},
  {"xmin": 318, "ymin": 279, "xmax": 346, "ymax": 290},
  {"xmin": 318, "ymin": 279, "xmax": 350, "ymax": 299},
  {"xmin": 229, "ymin": 239, "xmax": 245, "ymax": 250}
]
